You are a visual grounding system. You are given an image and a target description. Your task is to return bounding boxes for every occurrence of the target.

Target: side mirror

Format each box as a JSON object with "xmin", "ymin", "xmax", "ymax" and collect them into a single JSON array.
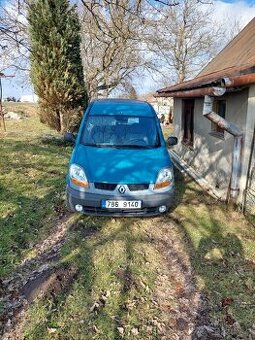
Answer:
[
  {"xmin": 166, "ymin": 136, "xmax": 178, "ymax": 147},
  {"xmin": 64, "ymin": 131, "xmax": 76, "ymax": 144}
]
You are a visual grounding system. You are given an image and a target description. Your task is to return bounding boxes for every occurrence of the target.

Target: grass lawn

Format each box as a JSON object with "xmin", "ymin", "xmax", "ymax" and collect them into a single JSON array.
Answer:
[
  {"xmin": 1, "ymin": 114, "xmax": 255, "ymax": 339},
  {"xmin": 0, "ymin": 115, "xmax": 72, "ymax": 278}
]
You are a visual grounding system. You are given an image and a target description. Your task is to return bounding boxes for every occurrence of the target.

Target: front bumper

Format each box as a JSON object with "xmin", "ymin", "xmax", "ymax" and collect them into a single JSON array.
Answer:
[{"xmin": 66, "ymin": 184, "xmax": 174, "ymax": 217}]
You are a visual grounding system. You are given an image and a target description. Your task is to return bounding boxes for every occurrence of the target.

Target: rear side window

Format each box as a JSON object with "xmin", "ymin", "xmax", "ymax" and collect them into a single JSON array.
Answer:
[{"xmin": 81, "ymin": 115, "xmax": 160, "ymax": 149}]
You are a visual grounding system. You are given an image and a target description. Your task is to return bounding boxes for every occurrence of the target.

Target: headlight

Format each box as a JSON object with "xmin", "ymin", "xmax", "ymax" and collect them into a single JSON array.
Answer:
[
  {"xmin": 69, "ymin": 164, "xmax": 89, "ymax": 188},
  {"xmin": 154, "ymin": 167, "xmax": 173, "ymax": 190}
]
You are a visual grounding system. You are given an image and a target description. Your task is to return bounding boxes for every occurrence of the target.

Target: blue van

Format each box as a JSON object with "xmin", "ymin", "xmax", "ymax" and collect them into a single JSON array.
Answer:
[{"xmin": 65, "ymin": 99, "xmax": 177, "ymax": 216}]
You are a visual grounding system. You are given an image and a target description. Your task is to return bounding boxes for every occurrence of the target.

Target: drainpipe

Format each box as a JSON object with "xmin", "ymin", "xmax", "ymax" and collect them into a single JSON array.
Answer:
[{"xmin": 203, "ymin": 95, "xmax": 243, "ymax": 202}]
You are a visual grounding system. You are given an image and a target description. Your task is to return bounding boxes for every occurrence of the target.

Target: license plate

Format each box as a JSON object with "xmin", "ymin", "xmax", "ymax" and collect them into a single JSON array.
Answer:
[{"xmin": 102, "ymin": 200, "xmax": 142, "ymax": 209}]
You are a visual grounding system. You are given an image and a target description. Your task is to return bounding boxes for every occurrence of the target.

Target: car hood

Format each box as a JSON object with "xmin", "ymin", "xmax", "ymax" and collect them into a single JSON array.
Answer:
[{"xmin": 73, "ymin": 144, "xmax": 172, "ymax": 184}]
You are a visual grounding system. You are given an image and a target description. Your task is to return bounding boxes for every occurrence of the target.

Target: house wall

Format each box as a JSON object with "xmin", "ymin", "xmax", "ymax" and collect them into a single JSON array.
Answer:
[
  {"xmin": 240, "ymin": 85, "xmax": 255, "ymax": 213},
  {"xmin": 244, "ymin": 149, "xmax": 255, "ymax": 215},
  {"xmin": 151, "ymin": 97, "xmax": 173, "ymax": 120},
  {"xmin": 173, "ymin": 89, "xmax": 249, "ymax": 200}
]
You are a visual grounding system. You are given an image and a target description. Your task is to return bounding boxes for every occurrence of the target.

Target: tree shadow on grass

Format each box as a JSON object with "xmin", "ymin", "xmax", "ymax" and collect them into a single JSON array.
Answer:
[
  {"xmin": 16, "ymin": 169, "xmax": 188, "ymax": 339},
  {"xmin": 0, "ymin": 181, "xmax": 69, "ymax": 277},
  {"xmin": 0, "ymin": 139, "xmax": 71, "ymax": 174},
  {"xmin": 5, "ymin": 166, "xmax": 250, "ymax": 339},
  {"xmin": 169, "ymin": 203, "xmax": 255, "ymax": 338},
  {"xmin": 0, "ymin": 137, "xmax": 73, "ymax": 279},
  {"xmin": 15, "ymin": 214, "xmax": 166, "ymax": 339},
  {"xmin": 167, "ymin": 166, "xmax": 188, "ymax": 214},
  {"xmin": 9, "ymin": 166, "xmax": 254, "ymax": 339}
]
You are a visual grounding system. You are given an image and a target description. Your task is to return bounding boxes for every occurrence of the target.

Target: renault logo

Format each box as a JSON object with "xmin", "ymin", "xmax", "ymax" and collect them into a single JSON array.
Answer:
[{"xmin": 118, "ymin": 185, "xmax": 126, "ymax": 194}]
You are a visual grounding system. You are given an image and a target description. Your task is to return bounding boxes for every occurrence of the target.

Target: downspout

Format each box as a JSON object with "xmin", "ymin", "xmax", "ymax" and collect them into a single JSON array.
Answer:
[{"xmin": 203, "ymin": 95, "xmax": 243, "ymax": 202}]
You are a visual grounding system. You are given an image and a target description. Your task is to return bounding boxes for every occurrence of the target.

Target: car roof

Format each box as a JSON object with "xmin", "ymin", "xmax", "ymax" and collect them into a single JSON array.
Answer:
[{"xmin": 89, "ymin": 98, "xmax": 155, "ymax": 117}]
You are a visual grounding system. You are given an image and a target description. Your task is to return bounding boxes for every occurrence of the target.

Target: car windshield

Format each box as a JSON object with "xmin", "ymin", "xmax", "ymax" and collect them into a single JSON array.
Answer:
[{"xmin": 81, "ymin": 115, "xmax": 160, "ymax": 149}]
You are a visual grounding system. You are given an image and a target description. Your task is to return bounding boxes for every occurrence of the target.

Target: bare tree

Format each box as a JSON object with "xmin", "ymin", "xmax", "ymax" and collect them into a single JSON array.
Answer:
[
  {"xmin": 146, "ymin": 0, "xmax": 226, "ymax": 84},
  {"xmin": 79, "ymin": 0, "xmax": 234, "ymax": 97},
  {"xmin": 219, "ymin": 15, "xmax": 242, "ymax": 45},
  {"xmin": 0, "ymin": 0, "xmax": 29, "ymax": 73},
  {"xmin": 116, "ymin": 80, "xmax": 139, "ymax": 99},
  {"xmin": 0, "ymin": 0, "xmax": 243, "ymax": 99},
  {"xmin": 79, "ymin": 0, "xmax": 150, "ymax": 99}
]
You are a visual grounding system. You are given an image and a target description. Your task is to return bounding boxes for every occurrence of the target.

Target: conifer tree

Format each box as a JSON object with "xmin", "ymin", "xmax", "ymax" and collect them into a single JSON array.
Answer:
[{"xmin": 28, "ymin": 0, "xmax": 87, "ymax": 132}]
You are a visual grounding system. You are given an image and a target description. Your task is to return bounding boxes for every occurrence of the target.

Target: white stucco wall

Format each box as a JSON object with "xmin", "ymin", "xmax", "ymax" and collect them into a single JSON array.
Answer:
[
  {"xmin": 173, "ymin": 89, "xmax": 249, "ymax": 200},
  {"xmin": 20, "ymin": 94, "xmax": 38, "ymax": 103},
  {"xmin": 152, "ymin": 97, "xmax": 173, "ymax": 119},
  {"xmin": 239, "ymin": 85, "xmax": 255, "ymax": 209}
]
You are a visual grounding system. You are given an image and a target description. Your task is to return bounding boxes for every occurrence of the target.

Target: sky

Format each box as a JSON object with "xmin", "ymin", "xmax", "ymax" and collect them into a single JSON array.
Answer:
[
  {"xmin": 212, "ymin": 0, "xmax": 255, "ymax": 27},
  {"xmin": 135, "ymin": 0, "xmax": 255, "ymax": 93},
  {"xmin": 1, "ymin": 0, "xmax": 255, "ymax": 98}
]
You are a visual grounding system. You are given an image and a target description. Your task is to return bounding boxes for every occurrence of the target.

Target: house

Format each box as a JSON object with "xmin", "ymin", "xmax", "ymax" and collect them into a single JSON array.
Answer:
[
  {"xmin": 156, "ymin": 18, "xmax": 255, "ymax": 214},
  {"xmin": 20, "ymin": 94, "xmax": 38, "ymax": 103},
  {"xmin": 139, "ymin": 93, "xmax": 173, "ymax": 122}
]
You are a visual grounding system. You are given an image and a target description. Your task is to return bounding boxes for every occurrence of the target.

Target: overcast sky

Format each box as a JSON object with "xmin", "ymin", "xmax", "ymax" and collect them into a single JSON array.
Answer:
[{"xmin": 1, "ymin": 0, "xmax": 255, "ymax": 98}]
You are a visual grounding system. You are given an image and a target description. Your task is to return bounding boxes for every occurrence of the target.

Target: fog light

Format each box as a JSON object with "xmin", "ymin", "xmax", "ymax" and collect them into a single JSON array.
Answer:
[
  {"xmin": 159, "ymin": 205, "xmax": 167, "ymax": 213},
  {"xmin": 75, "ymin": 204, "xmax": 83, "ymax": 212}
]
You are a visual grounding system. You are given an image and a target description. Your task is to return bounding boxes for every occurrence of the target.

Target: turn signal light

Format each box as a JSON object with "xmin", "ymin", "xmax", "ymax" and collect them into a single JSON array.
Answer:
[
  {"xmin": 71, "ymin": 178, "xmax": 89, "ymax": 188},
  {"xmin": 154, "ymin": 180, "xmax": 171, "ymax": 190}
]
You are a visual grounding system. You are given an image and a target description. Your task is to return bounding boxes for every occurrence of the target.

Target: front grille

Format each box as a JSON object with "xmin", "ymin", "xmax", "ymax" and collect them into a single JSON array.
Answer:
[
  {"xmin": 128, "ymin": 184, "xmax": 149, "ymax": 191},
  {"xmin": 94, "ymin": 183, "xmax": 117, "ymax": 191},
  {"xmin": 82, "ymin": 206, "xmax": 159, "ymax": 216},
  {"xmin": 94, "ymin": 183, "xmax": 149, "ymax": 191}
]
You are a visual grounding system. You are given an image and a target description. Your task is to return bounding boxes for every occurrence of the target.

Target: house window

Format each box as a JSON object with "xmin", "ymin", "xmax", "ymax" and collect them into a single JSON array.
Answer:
[
  {"xmin": 182, "ymin": 99, "xmax": 194, "ymax": 147},
  {"xmin": 211, "ymin": 100, "xmax": 226, "ymax": 139}
]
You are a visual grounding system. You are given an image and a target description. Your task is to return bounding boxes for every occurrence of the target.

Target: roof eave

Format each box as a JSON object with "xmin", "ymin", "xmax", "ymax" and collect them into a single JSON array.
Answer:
[{"xmin": 156, "ymin": 73, "xmax": 255, "ymax": 98}]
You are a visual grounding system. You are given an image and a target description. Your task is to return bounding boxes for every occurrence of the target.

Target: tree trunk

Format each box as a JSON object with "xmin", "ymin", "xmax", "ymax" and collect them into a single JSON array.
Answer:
[{"xmin": 59, "ymin": 110, "xmax": 64, "ymax": 133}]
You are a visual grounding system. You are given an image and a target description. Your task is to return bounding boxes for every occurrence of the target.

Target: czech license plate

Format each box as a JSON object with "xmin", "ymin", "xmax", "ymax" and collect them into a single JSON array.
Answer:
[{"xmin": 102, "ymin": 200, "xmax": 142, "ymax": 209}]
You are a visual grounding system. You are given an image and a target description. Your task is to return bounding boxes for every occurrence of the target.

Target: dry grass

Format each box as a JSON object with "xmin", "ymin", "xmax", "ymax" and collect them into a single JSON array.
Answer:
[{"xmin": 2, "ymin": 102, "xmax": 39, "ymax": 117}]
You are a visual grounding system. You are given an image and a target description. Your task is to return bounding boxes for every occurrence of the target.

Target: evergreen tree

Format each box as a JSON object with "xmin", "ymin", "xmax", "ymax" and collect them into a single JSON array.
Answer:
[{"xmin": 28, "ymin": 0, "xmax": 87, "ymax": 132}]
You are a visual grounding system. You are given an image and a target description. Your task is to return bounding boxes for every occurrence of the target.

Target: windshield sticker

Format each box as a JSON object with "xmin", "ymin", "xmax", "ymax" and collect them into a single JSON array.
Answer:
[{"xmin": 128, "ymin": 117, "xmax": 139, "ymax": 124}]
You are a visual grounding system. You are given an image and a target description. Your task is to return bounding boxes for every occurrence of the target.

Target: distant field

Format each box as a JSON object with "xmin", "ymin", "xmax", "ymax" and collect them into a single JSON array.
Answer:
[{"xmin": 2, "ymin": 102, "xmax": 39, "ymax": 117}]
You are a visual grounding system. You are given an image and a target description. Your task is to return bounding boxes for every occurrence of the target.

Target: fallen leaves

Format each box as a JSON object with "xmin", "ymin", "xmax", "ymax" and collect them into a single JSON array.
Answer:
[
  {"xmin": 221, "ymin": 297, "xmax": 234, "ymax": 308},
  {"xmin": 89, "ymin": 291, "xmax": 110, "ymax": 314},
  {"xmin": 117, "ymin": 326, "xmax": 124, "ymax": 336}
]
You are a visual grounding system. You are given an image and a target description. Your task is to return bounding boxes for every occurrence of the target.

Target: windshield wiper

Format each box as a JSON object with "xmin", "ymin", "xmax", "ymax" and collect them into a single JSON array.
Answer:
[
  {"xmin": 117, "ymin": 145, "xmax": 154, "ymax": 149},
  {"xmin": 83, "ymin": 143, "xmax": 158, "ymax": 149},
  {"xmin": 83, "ymin": 143, "xmax": 118, "ymax": 148}
]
